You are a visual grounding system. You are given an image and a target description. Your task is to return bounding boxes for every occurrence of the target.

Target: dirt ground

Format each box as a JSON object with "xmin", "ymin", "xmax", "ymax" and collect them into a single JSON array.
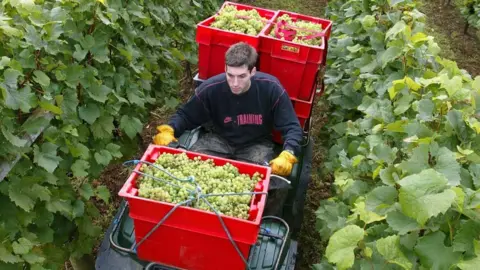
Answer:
[
  {"xmin": 295, "ymin": 101, "xmax": 332, "ymax": 270},
  {"xmin": 420, "ymin": 0, "xmax": 480, "ymax": 76}
]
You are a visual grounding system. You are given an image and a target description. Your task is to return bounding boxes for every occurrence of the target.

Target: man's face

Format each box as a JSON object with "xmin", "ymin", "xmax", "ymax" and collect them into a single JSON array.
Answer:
[{"xmin": 226, "ymin": 65, "xmax": 256, "ymax": 95}]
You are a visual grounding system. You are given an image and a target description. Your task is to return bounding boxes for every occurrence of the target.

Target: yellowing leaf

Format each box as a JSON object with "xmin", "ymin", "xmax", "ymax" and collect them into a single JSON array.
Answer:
[
  {"xmin": 326, "ymin": 225, "xmax": 364, "ymax": 270},
  {"xmin": 352, "ymin": 155, "xmax": 365, "ymax": 167},
  {"xmin": 372, "ymin": 124, "xmax": 384, "ymax": 134},
  {"xmin": 457, "ymin": 146, "xmax": 474, "ymax": 156},
  {"xmin": 350, "ymin": 200, "xmax": 386, "ymax": 224},
  {"xmin": 334, "ymin": 171, "xmax": 354, "ymax": 189},
  {"xmin": 405, "ymin": 76, "xmax": 421, "ymax": 91},
  {"xmin": 466, "ymin": 117, "xmax": 480, "ymax": 134},
  {"xmin": 472, "ymin": 76, "xmax": 480, "ymax": 91},
  {"xmin": 452, "ymin": 187, "xmax": 465, "ymax": 213},
  {"xmin": 373, "ymin": 165, "xmax": 383, "ymax": 179},
  {"xmin": 364, "ymin": 247, "xmax": 373, "ymax": 258},
  {"xmin": 385, "ymin": 120, "xmax": 408, "ymax": 133},
  {"xmin": 388, "ymin": 79, "xmax": 406, "ymax": 99},
  {"xmin": 388, "ymin": 77, "xmax": 420, "ymax": 100},
  {"xmin": 410, "ymin": 32, "xmax": 428, "ymax": 44},
  {"xmin": 39, "ymin": 101, "xmax": 62, "ymax": 115},
  {"xmin": 0, "ymin": 25, "xmax": 23, "ymax": 37}
]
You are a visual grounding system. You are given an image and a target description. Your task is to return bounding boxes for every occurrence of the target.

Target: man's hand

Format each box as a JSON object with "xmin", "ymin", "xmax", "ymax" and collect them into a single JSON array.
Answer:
[
  {"xmin": 269, "ymin": 150, "xmax": 298, "ymax": 176},
  {"xmin": 153, "ymin": 125, "xmax": 177, "ymax": 146}
]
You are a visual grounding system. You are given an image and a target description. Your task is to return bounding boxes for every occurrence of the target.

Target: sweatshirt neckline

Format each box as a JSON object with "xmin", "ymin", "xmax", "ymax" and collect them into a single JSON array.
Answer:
[{"xmin": 227, "ymin": 80, "xmax": 255, "ymax": 98}]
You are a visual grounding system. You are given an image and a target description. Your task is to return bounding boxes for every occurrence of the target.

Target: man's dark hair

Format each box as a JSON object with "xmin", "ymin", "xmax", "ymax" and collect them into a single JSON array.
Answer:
[{"xmin": 225, "ymin": 42, "xmax": 258, "ymax": 71}]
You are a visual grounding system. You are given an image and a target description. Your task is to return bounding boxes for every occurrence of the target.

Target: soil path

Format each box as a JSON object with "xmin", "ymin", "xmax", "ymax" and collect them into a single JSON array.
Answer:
[{"xmin": 421, "ymin": 0, "xmax": 480, "ymax": 76}]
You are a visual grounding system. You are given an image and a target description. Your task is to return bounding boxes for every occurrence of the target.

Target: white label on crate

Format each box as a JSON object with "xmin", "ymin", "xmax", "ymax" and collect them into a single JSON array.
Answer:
[{"xmin": 281, "ymin": 44, "xmax": 299, "ymax": 53}]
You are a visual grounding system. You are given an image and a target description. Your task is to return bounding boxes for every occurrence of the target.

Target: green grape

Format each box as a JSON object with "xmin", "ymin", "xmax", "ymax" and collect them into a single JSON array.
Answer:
[
  {"xmin": 210, "ymin": 4, "xmax": 267, "ymax": 35},
  {"xmin": 136, "ymin": 152, "xmax": 263, "ymax": 219}
]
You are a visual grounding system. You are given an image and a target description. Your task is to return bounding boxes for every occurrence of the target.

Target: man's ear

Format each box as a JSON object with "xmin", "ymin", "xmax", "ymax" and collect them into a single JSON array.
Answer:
[{"xmin": 250, "ymin": 66, "xmax": 257, "ymax": 77}]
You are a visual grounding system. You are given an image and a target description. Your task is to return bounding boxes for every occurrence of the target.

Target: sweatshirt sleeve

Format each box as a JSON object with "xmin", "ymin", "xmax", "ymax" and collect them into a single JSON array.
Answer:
[
  {"xmin": 272, "ymin": 89, "xmax": 303, "ymax": 156},
  {"xmin": 168, "ymin": 88, "xmax": 211, "ymax": 138}
]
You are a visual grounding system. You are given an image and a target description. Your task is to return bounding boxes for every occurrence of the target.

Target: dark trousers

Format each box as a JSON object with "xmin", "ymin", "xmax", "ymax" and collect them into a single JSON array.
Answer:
[
  {"xmin": 189, "ymin": 133, "xmax": 288, "ymax": 216},
  {"xmin": 189, "ymin": 133, "xmax": 275, "ymax": 165}
]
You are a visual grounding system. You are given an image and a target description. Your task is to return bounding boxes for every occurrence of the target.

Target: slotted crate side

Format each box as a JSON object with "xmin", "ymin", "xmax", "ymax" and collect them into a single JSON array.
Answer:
[{"xmin": 133, "ymin": 221, "xmax": 252, "ymax": 270}]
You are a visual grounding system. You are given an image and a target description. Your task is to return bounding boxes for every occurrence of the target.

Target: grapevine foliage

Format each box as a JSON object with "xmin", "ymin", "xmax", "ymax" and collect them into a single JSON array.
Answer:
[
  {"xmin": 0, "ymin": 0, "xmax": 220, "ymax": 269},
  {"xmin": 315, "ymin": 0, "xmax": 480, "ymax": 269},
  {"xmin": 461, "ymin": 0, "xmax": 480, "ymax": 30}
]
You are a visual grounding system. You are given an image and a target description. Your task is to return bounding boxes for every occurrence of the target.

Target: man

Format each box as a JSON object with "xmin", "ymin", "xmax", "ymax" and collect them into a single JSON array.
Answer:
[{"xmin": 154, "ymin": 42, "xmax": 303, "ymax": 177}]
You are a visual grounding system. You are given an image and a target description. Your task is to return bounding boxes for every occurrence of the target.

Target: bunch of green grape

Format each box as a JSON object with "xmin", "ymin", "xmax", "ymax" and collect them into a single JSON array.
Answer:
[
  {"xmin": 210, "ymin": 5, "xmax": 267, "ymax": 36},
  {"xmin": 137, "ymin": 153, "xmax": 264, "ymax": 220},
  {"xmin": 270, "ymin": 14, "xmax": 324, "ymax": 46}
]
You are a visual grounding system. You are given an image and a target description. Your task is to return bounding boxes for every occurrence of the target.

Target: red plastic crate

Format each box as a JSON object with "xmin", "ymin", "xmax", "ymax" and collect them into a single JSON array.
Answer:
[
  {"xmin": 272, "ymin": 79, "xmax": 323, "ymax": 144},
  {"xmin": 118, "ymin": 145, "xmax": 271, "ymax": 270},
  {"xmin": 133, "ymin": 221, "xmax": 251, "ymax": 270},
  {"xmin": 259, "ymin": 10, "xmax": 332, "ymax": 101},
  {"xmin": 196, "ymin": 2, "xmax": 277, "ymax": 80}
]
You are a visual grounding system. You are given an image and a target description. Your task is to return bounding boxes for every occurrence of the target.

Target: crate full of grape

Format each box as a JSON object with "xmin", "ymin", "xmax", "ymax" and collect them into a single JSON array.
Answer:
[
  {"xmin": 118, "ymin": 144, "xmax": 271, "ymax": 270},
  {"xmin": 259, "ymin": 10, "xmax": 332, "ymax": 101},
  {"xmin": 196, "ymin": 1, "xmax": 277, "ymax": 79}
]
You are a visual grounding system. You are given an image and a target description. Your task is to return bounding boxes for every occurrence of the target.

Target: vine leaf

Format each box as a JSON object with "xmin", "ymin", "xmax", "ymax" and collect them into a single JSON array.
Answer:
[
  {"xmin": 33, "ymin": 70, "xmax": 50, "ymax": 87},
  {"xmin": 0, "ymin": 246, "xmax": 22, "ymax": 264},
  {"xmin": 78, "ymin": 103, "xmax": 100, "ymax": 124},
  {"xmin": 71, "ymin": 160, "xmax": 90, "ymax": 178},
  {"xmin": 1, "ymin": 126, "xmax": 27, "ymax": 147},
  {"xmin": 94, "ymin": 150, "xmax": 112, "ymax": 166},
  {"xmin": 415, "ymin": 231, "xmax": 462, "ymax": 269},
  {"xmin": 9, "ymin": 185, "xmax": 35, "ymax": 212},
  {"xmin": 457, "ymin": 240, "xmax": 480, "ymax": 270},
  {"xmin": 325, "ymin": 225, "xmax": 364, "ymax": 270},
  {"xmin": 398, "ymin": 169, "xmax": 456, "ymax": 225},
  {"xmin": 120, "ymin": 115, "xmax": 143, "ymax": 139},
  {"xmin": 376, "ymin": 235, "xmax": 413, "ymax": 269},
  {"xmin": 33, "ymin": 143, "xmax": 62, "ymax": 173},
  {"xmin": 95, "ymin": 186, "xmax": 110, "ymax": 203},
  {"xmin": 12, "ymin": 238, "xmax": 33, "ymax": 255}
]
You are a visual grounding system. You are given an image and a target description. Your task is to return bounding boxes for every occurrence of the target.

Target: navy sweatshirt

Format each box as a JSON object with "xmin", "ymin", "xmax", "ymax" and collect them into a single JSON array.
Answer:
[{"xmin": 168, "ymin": 72, "xmax": 303, "ymax": 156}]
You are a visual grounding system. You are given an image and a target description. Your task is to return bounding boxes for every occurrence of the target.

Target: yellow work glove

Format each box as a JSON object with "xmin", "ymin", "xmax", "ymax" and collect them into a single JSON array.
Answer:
[
  {"xmin": 153, "ymin": 124, "xmax": 177, "ymax": 146},
  {"xmin": 269, "ymin": 150, "xmax": 298, "ymax": 176}
]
